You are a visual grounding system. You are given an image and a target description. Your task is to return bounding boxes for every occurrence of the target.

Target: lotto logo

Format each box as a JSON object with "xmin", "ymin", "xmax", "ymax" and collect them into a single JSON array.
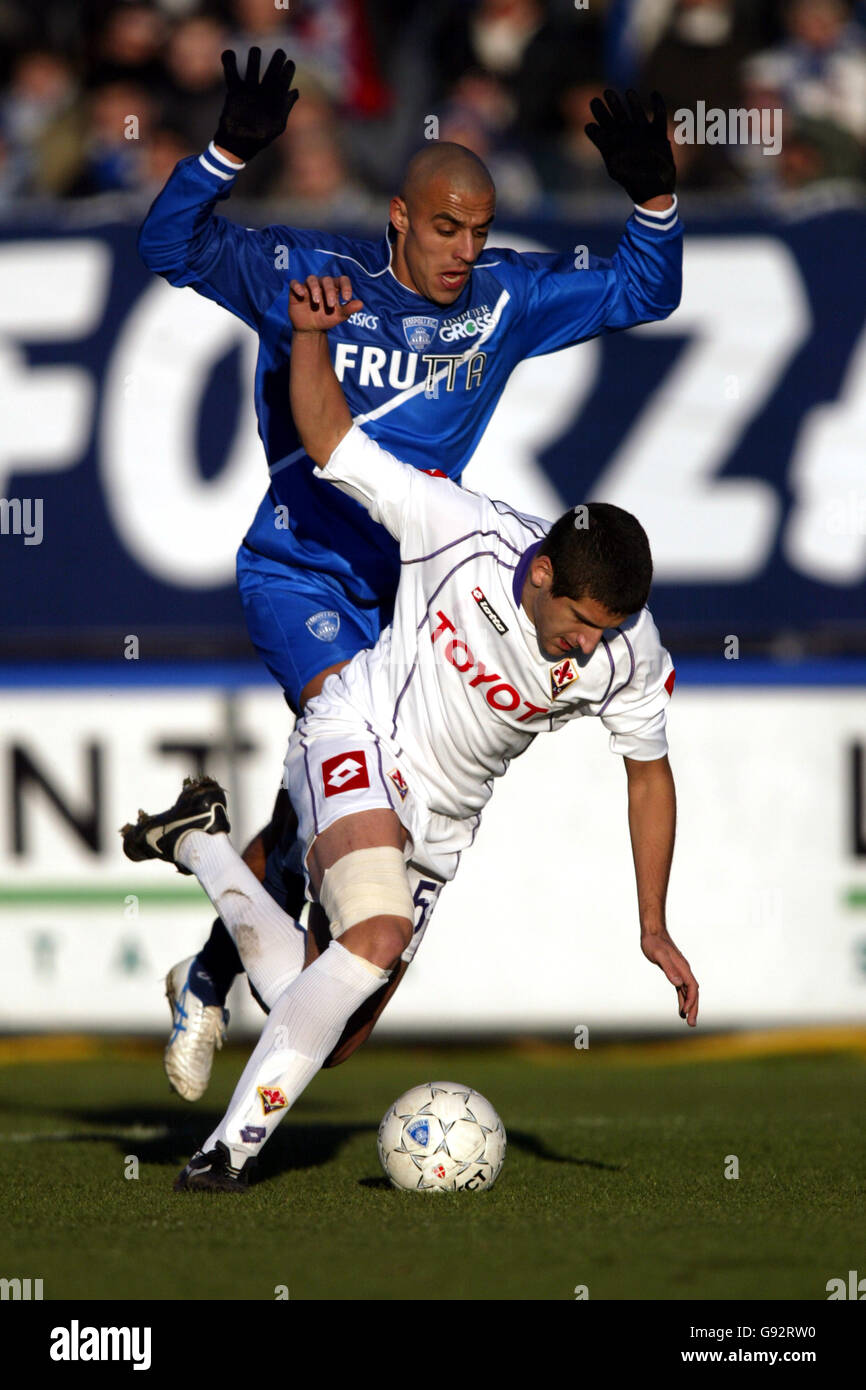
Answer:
[
  {"xmin": 322, "ymin": 751, "xmax": 370, "ymax": 797},
  {"xmin": 471, "ymin": 585, "xmax": 508, "ymax": 635},
  {"xmin": 665, "ymin": 668, "xmax": 676, "ymax": 697}
]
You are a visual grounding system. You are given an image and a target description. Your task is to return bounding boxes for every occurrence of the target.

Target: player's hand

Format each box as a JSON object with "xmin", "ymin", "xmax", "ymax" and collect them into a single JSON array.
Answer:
[
  {"xmin": 289, "ymin": 275, "xmax": 363, "ymax": 333},
  {"xmin": 584, "ymin": 89, "xmax": 676, "ymax": 205},
  {"xmin": 213, "ymin": 47, "xmax": 299, "ymax": 162},
  {"xmin": 640, "ymin": 929, "xmax": 699, "ymax": 1026}
]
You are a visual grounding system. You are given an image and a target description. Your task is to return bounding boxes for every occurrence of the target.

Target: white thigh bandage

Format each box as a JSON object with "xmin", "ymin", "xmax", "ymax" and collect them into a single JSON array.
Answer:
[{"xmin": 319, "ymin": 847, "xmax": 415, "ymax": 938}]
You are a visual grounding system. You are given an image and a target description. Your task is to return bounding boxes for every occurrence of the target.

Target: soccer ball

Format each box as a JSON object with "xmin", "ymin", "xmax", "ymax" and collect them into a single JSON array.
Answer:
[{"xmin": 377, "ymin": 1080, "xmax": 506, "ymax": 1192}]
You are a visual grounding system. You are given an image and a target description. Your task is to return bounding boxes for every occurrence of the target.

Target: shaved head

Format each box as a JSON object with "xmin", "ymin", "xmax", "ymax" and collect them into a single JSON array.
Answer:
[
  {"xmin": 401, "ymin": 141, "xmax": 494, "ymax": 209},
  {"xmin": 390, "ymin": 142, "xmax": 496, "ymax": 305}
]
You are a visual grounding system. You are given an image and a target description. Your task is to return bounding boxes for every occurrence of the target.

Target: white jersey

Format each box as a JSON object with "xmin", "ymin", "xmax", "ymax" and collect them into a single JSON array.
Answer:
[{"xmin": 303, "ymin": 423, "xmax": 675, "ymax": 827}]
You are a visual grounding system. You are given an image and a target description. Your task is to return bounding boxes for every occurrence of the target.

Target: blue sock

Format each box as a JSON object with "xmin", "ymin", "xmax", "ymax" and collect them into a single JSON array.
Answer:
[{"xmin": 188, "ymin": 918, "xmax": 242, "ymax": 1005}]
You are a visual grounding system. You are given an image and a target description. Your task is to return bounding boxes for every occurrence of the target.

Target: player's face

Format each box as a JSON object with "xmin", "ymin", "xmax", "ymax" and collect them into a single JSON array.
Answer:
[
  {"xmin": 390, "ymin": 178, "xmax": 496, "ymax": 305},
  {"xmin": 535, "ymin": 590, "xmax": 628, "ymax": 661}
]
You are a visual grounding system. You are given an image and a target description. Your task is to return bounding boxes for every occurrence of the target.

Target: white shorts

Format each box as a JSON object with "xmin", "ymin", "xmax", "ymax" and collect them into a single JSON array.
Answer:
[
  {"xmin": 284, "ymin": 711, "xmax": 478, "ymax": 881},
  {"xmin": 284, "ymin": 714, "xmax": 478, "ymax": 963}
]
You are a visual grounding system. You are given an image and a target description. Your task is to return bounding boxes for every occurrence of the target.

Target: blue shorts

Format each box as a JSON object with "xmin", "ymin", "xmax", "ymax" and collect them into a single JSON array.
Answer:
[{"xmin": 236, "ymin": 544, "xmax": 394, "ymax": 713}]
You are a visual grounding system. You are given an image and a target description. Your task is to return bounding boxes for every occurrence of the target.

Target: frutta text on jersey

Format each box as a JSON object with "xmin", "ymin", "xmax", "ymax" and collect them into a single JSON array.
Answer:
[
  {"xmin": 334, "ymin": 343, "xmax": 488, "ymax": 393},
  {"xmin": 431, "ymin": 610, "xmax": 546, "ymax": 723}
]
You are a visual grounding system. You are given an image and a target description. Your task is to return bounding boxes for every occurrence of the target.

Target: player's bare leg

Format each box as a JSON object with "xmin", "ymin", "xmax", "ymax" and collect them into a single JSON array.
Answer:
[
  {"xmin": 162, "ymin": 660, "xmax": 350, "ymax": 1098},
  {"xmin": 174, "ymin": 808, "xmax": 414, "ymax": 1191}
]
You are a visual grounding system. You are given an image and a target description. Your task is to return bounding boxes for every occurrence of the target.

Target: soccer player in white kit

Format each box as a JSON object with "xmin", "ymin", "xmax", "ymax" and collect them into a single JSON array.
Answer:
[{"xmin": 125, "ymin": 273, "xmax": 699, "ymax": 1192}]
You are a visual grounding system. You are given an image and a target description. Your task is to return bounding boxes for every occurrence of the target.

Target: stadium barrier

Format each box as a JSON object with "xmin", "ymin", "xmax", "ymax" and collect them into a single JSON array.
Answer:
[{"xmin": 0, "ymin": 662, "xmax": 863, "ymax": 1034}]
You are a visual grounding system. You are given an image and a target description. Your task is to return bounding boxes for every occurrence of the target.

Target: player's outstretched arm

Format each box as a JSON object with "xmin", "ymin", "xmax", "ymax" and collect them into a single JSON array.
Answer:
[
  {"xmin": 624, "ymin": 754, "xmax": 699, "ymax": 1026},
  {"xmin": 516, "ymin": 91, "xmax": 680, "ymax": 355},
  {"xmin": 137, "ymin": 48, "xmax": 301, "ymax": 332},
  {"xmin": 288, "ymin": 275, "xmax": 363, "ymax": 466}
]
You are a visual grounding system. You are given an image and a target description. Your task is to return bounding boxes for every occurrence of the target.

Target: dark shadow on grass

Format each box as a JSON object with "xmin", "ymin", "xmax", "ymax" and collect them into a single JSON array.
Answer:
[
  {"xmin": 256, "ymin": 1122, "xmax": 378, "ymax": 1180},
  {"xmin": 506, "ymin": 1127, "xmax": 623, "ymax": 1170},
  {"xmin": 354, "ymin": 1128, "xmax": 623, "ymax": 1190},
  {"xmin": 0, "ymin": 1099, "xmax": 623, "ymax": 1188},
  {"xmin": 1, "ymin": 1094, "xmax": 382, "ymax": 1178},
  {"xmin": 0, "ymin": 1102, "xmax": 223, "ymax": 1165}
]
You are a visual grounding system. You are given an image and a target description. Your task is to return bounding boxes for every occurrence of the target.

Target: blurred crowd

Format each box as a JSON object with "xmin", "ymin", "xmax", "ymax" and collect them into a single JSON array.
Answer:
[{"xmin": 1, "ymin": 0, "xmax": 866, "ymax": 215}]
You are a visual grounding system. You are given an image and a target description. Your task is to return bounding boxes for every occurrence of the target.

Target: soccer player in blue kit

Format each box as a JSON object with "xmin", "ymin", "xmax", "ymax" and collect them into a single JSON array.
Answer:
[{"xmin": 137, "ymin": 48, "xmax": 681, "ymax": 1099}]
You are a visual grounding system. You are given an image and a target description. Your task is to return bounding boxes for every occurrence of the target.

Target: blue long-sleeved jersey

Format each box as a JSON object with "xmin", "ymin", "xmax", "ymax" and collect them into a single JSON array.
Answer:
[{"xmin": 138, "ymin": 145, "xmax": 682, "ymax": 603}]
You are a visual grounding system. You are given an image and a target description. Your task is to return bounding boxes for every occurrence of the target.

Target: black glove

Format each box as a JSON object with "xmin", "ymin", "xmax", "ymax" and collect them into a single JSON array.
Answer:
[
  {"xmin": 213, "ymin": 47, "xmax": 299, "ymax": 162},
  {"xmin": 585, "ymin": 89, "xmax": 676, "ymax": 204}
]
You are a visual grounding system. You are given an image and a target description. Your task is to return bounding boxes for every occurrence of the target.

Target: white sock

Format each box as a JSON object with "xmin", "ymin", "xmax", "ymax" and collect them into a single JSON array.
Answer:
[
  {"xmin": 204, "ymin": 940, "xmax": 388, "ymax": 1166},
  {"xmin": 176, "ymin": 830, "xmax": 306, "ymax": 1008}
]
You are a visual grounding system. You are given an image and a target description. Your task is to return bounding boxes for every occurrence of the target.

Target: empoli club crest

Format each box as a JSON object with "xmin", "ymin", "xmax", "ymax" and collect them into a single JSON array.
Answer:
[
  {"xmin": 402, "ymin": 315, "xmax": 438, "ymax": 350},
  {"xmin": 306, "ymin": 610, "xmax": 341, "ymax": 641}
]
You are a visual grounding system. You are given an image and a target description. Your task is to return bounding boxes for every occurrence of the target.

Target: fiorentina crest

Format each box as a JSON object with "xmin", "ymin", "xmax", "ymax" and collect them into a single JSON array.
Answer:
[
  {"xmin": 257, "ymin": 1086, "xmax": 288, "ymax": 1115},
  {"xmin": 402, "ymin": 315, "xmax": 438, "ymax": 350},
  {"xmin": 549, "ymin": 656, "xmax": 578, "ymax": 700},
  {"xmin": 387, "ymin": 767, "xmax": 409, "ymax": 800}
]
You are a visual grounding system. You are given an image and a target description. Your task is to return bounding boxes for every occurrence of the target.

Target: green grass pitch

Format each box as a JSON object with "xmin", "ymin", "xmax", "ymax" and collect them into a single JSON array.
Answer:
[{"xmin": 0, "ymin": 1037, "xmax": 863, "ymax": 1301}]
